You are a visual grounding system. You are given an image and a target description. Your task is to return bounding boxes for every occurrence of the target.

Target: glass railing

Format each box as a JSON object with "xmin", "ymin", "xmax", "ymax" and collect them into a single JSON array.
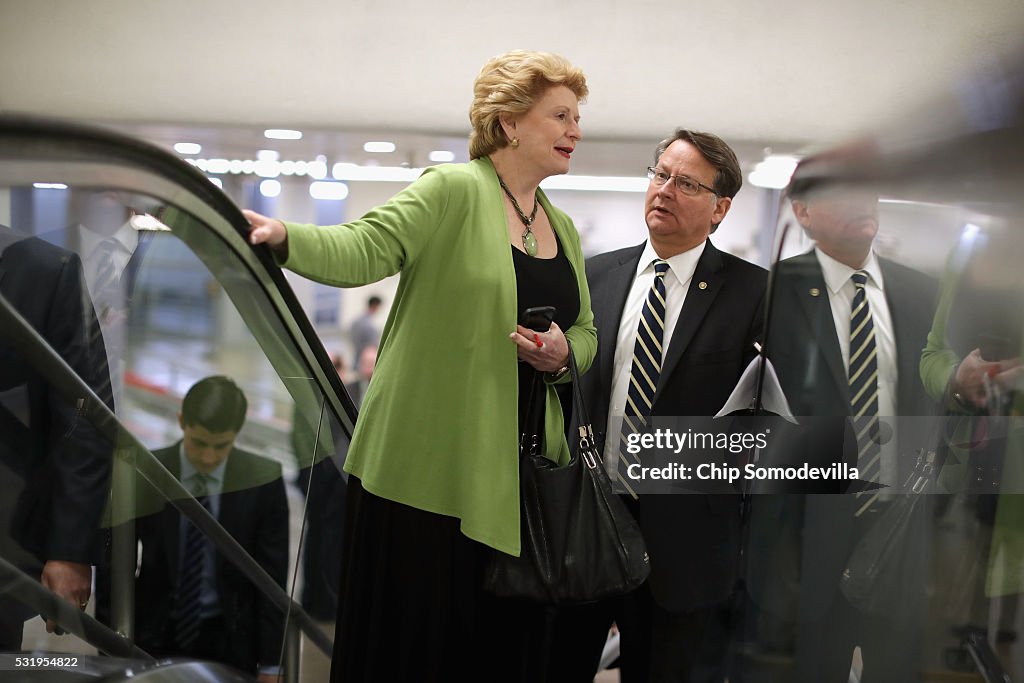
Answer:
[{"xmin": 0, "ymin": 116, "xmax": 358, "ymax": 681}]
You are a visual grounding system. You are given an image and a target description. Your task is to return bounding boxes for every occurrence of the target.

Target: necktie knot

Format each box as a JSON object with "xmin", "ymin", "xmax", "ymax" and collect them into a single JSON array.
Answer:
[
  {"xmin": 191, "ymin": 474, "xmax": 210, "ymax": 498},
  {"xmin": 653, "ymin": 260, "xmax": 669, "ymax": 278},
  {"xmin": 851, "ymin": 270, "xmax": 869, "ymax": 289}
]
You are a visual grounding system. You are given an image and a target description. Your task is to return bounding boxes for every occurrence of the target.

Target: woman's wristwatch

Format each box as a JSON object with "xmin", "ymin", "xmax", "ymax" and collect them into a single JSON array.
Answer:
[{"xmin": 547, "ymin": 361, "xmax": 570, "ymax": 381}]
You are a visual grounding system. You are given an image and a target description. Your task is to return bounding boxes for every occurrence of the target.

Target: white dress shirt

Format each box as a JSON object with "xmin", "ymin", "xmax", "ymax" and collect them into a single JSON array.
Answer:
[
  {"xmin": 814, "ymin": 247, "xmax": 899, "ymax": 488},
  {"xmin": 604, "ymin": 240, "xmax": 706, "ymax": 463},
  {"xmin": 79, "ymin": 221, "xmax": 138, "ymax": 297}
]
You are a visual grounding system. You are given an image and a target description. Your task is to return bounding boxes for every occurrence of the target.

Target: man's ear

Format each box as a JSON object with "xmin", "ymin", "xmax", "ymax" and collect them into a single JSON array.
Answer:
[
  {"xmin": 178, "ymin": 412, "xmax": 185, "ymax": 431},
  {"xmin": 791, "ymin": 200, "xmax": 812, "ymax": 228},
  {"xmin": 711, "ymin": 196, "xmax": 732, "ymax": 227}
]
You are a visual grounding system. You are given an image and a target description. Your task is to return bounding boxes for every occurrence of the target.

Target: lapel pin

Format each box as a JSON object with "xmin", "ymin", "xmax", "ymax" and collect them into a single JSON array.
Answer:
[
  {"xmin": 698, "ymin": 281, "xmax": 708, "ymax": 290},
  {"xmin": 809, "ymin": 287, "xmax": 821, "ymax": 297}
]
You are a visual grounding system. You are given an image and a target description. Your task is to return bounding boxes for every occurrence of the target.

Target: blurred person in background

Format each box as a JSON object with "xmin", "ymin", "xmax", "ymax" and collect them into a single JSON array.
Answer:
[
  {"xmin": 0, "ymin": 226, "xmax": 113, "ymax": 647},
  {"xmin": 348, "ymin": 295, "xmax": 383, "ymax": 369},
  {"xmin": 752, "ymin": 166, "xmax": 937, "ymax": 682}
]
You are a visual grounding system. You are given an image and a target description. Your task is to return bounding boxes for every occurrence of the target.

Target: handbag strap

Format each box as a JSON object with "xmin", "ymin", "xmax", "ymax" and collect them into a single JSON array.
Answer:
[{"xmin": 565, "ymin": 343, "xmax": 602, "ymax": 469}]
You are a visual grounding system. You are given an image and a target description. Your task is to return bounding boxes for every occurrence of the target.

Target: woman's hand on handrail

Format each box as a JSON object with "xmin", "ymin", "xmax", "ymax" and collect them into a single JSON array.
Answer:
[{"xmin": 243, "ymin": 209, "xmax": 289, "ymax": 252}]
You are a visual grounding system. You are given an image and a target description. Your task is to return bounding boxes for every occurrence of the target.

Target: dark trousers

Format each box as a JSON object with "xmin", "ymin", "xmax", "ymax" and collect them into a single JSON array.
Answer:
[
  {"xmin": 795, "ymin": 594, "xmax": 920, "ymax": 683},
  {"xmin": 794, "ymin": 503, "xmax": 924, "ymax": 683},
  {"xmin": 550, "ymin": 583, "xmax": 733, "ymax": 683}
]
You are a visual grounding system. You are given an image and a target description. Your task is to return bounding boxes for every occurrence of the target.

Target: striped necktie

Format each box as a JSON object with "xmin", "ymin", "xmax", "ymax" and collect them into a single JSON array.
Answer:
[
  {"xmin": 617, "ymin": 260, "xmax": 670, "ymax": 498},
  {"xmin": 176, "ymin": 474, "xmax": 211, "ymax": 650},
  {"xmin": 848, "ymin": 270, "xmax": 881, "ymax": 515}
]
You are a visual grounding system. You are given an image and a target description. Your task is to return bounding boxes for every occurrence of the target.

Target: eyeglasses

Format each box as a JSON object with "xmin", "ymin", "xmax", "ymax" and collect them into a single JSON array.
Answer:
[{"xmin": 647, "ymin": 167, "xmax": 719, "ymax": 197}]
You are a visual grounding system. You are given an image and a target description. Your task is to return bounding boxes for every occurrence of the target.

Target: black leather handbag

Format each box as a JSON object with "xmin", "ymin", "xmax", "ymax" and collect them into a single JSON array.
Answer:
[
  {"xmin": 484, "ymin": 344, "xmax": 650, "ymax": 604},
  {"xmin": 840, "ymin": 449, "xmax": 935, "ymax": 616}
]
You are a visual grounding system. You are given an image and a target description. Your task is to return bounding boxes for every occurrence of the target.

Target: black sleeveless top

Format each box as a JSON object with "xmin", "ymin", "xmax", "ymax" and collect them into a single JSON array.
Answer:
[{"xmin": 512, "ymin": 233, "xmax": 580, "ymax": 433}]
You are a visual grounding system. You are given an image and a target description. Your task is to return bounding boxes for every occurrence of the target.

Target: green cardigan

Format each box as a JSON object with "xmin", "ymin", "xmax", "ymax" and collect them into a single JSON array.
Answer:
[{"xmin": 282, "ymin": 157, "xmax": 597, "ymax": 555}]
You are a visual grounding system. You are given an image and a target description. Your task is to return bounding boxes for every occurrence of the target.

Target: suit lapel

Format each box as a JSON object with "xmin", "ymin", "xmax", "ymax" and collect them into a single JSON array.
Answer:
[
  {"xmin": 786, "ymin": 253, "xmax": 849, "ymax": 404},
  {"xmin": 655, "ymin": 241, "xmax": 723, "ymax": 397},
  {"xmin": 218, "ymin": 450, "xmax": 242, "ymax": 543},
  {"xmin": 158, "ymin": 446, "xmax": 183, "ymax": 583},
  {"xmin": 0, "ymin": 229, "xmax": 18, "ymax": 288},
  {"xmin": 596, "ymin": 245, "xmax": 645, "ymax": 390}
]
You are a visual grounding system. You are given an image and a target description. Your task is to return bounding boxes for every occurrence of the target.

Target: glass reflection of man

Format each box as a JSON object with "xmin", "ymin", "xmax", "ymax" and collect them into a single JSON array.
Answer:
[
  {"xmin": 42, "ymin": 191, "xmax": 146, "ymax": 418},
  {"xmin": 0, "ymin": 226, "xmax": 113, "ymax": 648},
  {"xmin": 103, "ymin": 376, "xmax": 288, "ymax": 682},
  {"xmin": 763, "ymin": 170, "xmax": 938, "ymax": 682}
]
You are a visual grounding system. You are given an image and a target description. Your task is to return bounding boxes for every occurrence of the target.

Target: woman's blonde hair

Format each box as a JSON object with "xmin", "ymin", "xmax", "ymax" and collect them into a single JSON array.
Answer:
[{"xmin": 468, "ymin": 50, "xmax": 588, "ymax": 160}]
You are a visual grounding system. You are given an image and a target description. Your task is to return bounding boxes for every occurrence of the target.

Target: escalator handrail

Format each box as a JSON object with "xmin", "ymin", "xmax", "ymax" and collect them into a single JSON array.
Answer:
[{"xmin": 0, "ymin": 291, "xmax": 334, "ymax": 658}]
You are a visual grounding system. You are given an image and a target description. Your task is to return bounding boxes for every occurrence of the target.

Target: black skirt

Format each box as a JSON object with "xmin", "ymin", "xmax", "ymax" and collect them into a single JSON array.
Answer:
[{"xmin": 330, "ymin": 476, "xmax": 554, "ymax": 683}]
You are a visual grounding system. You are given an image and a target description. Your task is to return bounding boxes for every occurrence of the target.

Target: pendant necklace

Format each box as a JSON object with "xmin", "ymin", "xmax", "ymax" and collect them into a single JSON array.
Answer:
[{"xmin": 497, "ymin": 174, "xmax": 539, "ymax": 257}]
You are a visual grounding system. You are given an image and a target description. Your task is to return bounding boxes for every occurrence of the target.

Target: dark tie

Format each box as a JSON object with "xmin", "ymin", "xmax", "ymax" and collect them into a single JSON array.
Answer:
[
  {"xmin": 848, "ymin": 270, "xmax": 880, "ymax": 515},
  {"xmin": 617, "ymin": 260, "xmax": 670, "ymax": 498},
  {"xmin": 176, "ymin": 474, "xmax": 211, "ymax": 650}
]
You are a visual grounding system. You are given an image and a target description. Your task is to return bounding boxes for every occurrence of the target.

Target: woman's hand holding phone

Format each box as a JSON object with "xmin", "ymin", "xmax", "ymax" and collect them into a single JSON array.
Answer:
[{"xmin": 510, "ymin": 321, "xmax": 569, "ymax": 373}]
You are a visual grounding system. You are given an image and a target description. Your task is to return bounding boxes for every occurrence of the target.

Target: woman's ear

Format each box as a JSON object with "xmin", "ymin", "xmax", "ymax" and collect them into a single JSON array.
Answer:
[{"xmin": 499, "ymin": 114, "xmax": 518, "ymax": 143}]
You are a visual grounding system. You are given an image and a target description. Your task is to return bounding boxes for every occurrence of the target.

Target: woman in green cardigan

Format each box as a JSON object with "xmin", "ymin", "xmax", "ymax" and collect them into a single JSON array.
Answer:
[{"xmin": 246, "ymin": 50, "xmax": 597, "ymax": 681}]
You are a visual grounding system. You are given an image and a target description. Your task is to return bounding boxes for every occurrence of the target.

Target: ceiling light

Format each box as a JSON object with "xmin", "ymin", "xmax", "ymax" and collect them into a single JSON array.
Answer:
[
  {"xmin": 748, "ymin": 155, "xmax": 800, "ymax": 189},
  {"xmin": 332, "ymin": 163, "xmax": 421, "ymax": 182},
  {"xmin": 174, "ymin": 142, "xmax": 202, "ymax": 155},
  {"xmin": 264, "ymin": 129, "xmax": 303, "ymax": 140},
  {"xmin": 363, "ymin": 141, "xmax": 396, "ymax": 153},
  {"xmin": 307, "ymin": 160, "xmax": 328, "ymax": 180},
  {"xmin": 260, "ymin": 179, "xmax": 282, "ymax": 198},
  {"xmin": 429, "ymin": 150, "xmax": 455, "ymax": 163},
  {"xmin": 309, "ymin": 181, "xmax": 350, "ymax": 201},
  {"xmin": 32, "ymin": 182, "xmax": 68, "ymax": 190},
  {"xmin": 540, "ymin": 175, "xmax": 648, "ymax": 192},
  {"xmin": 255, "ymin": 160, "xmax": 281, "ymax": 178},
  {"xmin": 257, "ymin": 150, "xmax": 280, "ymax": 161},
  {"xmin": 207, "ymin": 158, "xmax": 230, "ymax": 174}
]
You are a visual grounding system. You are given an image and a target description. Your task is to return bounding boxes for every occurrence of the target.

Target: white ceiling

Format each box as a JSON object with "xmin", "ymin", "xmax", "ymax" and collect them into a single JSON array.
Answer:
[{"xmin": 2, "ymin": 0, "xmax": 1023, "ymax": 173}]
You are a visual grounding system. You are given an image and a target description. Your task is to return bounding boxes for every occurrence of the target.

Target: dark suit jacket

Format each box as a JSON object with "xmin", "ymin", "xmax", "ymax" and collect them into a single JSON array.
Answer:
[
  {"xmin": 0, "ymin": 230, "xmax": 112, "ymax": 571},
  {"xmin": 758, "ymin": 250, "xmax": 937, "ymax": 621},
  {"xmin": 127, "ymin": 444, "xmax": 289, "ymax": 672},
  {"xmin": 580, "ymin": 240, "xmax": 767, "ymax": 612}
]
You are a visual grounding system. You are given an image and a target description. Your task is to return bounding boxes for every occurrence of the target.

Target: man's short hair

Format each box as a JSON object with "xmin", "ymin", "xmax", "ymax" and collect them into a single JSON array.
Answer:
[
  {"xmin": 367, "ymin": 296, "xmax": 382, "ymax": 308},
  {"xmin": 181, "ymin": 375, "xmax": 247, "ymax": 434},
  {"xmin": 654, "ymin": 129, "xmax": 743, "ymax": 200}
]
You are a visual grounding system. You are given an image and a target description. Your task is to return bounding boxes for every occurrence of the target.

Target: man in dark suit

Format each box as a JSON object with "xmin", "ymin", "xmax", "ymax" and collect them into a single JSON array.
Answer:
[
  {"xmin": 0, "ymin": 226, "xmax": 113, "ymax": 647},
  {"xmin": 752, "ymin": 169, "xmax": 937, "ymax": 682},
  {"xmin": 101, "ymin": 376, "xmax": 288, "ymax": 681},
  {"xmin": 552, "ymin": 130, "xmax": 767, "ymax": 682}
]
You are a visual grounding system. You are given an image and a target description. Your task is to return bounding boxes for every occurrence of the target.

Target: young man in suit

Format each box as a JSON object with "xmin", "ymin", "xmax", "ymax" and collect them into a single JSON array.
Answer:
[
  {"xmin": 753, "ymin": 167, "xmax": 938, "ymax": 682},
  {"xmin": 552, "ymin": 130, "xmax": 767, "ymax": 682},
  {"xmin": 101, "ymin": 376, "xmax": 288, "ymax": 681}
]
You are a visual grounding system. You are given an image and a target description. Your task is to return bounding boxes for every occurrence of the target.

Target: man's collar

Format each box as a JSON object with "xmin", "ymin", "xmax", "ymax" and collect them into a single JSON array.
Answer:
[
  {"xmin": 637, "ymin": 239, "xmax": 707, "ymax": 285},
  {"xmin": 814, "ymin": 247, "xmax": 884, "ymax": 294}
]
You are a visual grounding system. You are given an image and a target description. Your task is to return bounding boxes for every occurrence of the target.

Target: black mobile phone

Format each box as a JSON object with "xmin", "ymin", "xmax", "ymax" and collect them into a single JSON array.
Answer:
[{"xmin": 520, "ymin": 306, "xmax": 556, "ymax": 332}]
